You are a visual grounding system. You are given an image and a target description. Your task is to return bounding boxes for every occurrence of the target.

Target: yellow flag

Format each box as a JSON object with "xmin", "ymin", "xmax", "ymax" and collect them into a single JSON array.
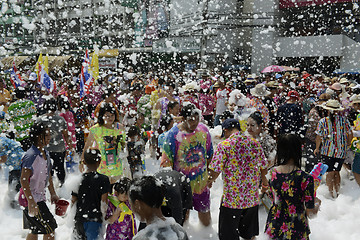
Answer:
[
  {"xmin": 35, "ymin": 53, "xmax": 43, "ymax": 77},
  {"xmin": 44, "ymin": 54, "xmax": 49, "ymax": 74},
  {"xmin": 90, "ymin": 50, "xmax": 99, "ymax": 80}
]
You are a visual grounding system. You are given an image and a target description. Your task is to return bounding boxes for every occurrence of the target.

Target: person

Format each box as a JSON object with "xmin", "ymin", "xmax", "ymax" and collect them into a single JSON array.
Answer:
[
  {"xmin": 304, "ymin": 93, "xmax": 330, "ymax": 173},
  {"xmin": 214, "ymin": 78, "xmax": 230, "ymax": 126},
  {"xmin": 0, "ymin": 132, "xmax": 25, "ymax": 208},
  {"xmin": 161, "ymin": 103, "xmax": 213, "ymax": 226},
  {"xmin": 157, "ymin": 115, "xmax": 174, "ymax": 153},
  {"xmin": 37, "ymin": 98, "xmax": 75, "ymax": 186},
  {"xmin": 167, "ymin": 101, "xmax": 182, "ymax": 123},
  {"xmin": 154, "ymin": 168, "xmax": 193, "ymax": 226},
  {"xmin": 314, "ymin": 99, "xmax": 353, "ymax": 198},
  {"xmin": 127, "ymin": 126, "xmax": 145, "ymax": 179},
  {"xmin": 348, "ymin": 94, "xmax": 360, "ymax": 186},
  {"xmin": 246, "ymin": 111, "xmax": 276, "ymax": 168},
  {"xmin": 58, "ymin": 95, "xmax": 77, "ymax": 148},
  {"xmin": 105, "ymin": 177, "xmax": 137, "ymax": 240},
  {"xmin": 276, "ymin": 90, "xmax": 304, "ymax": 137},
  {"xmin": 208, "ymin": 118, "xmax": 269, "ymax": 240},
  {"xmin": 82, "ymin": 102, "xmax": 130, "ymax": 184},
  {"xmin": 129, "ymin": 176, "xmax": 189, "ymax": 240},
  {"xmin": 248, "ymin": 83, "xmax": 270, "ymax": 125},
  {"xmin": 0, "ymin": 79, "xmax": 11, "ymax": 113},
  {"xmin": 20, "ymin": 122, "xmax": 59, "ymax": 240},
  {"xmin": 8, "ymin": 86, "xmax": 37, "ymax": 151},
  {"xmin": 72, "ymin": 149, "xmax": 111, "ymax": 240},
  {"xmin": 265, "ymin": 134, "xmax": 321, "ymax": 239}
]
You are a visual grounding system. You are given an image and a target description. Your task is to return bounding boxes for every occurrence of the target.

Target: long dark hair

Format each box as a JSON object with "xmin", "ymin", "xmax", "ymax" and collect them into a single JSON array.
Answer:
[
  {"xmin": 97, "ymin": 102, "xmax": 119, "ymax": 125},
  {"xmin": 276, "ymin": 134, "xmax": 302, "ymax": 168}
]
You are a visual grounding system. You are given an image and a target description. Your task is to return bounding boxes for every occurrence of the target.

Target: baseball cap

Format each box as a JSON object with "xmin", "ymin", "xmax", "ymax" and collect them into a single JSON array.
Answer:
[
  {"xmin": 288, "ymin": 90, "xmax": 299, "ymax": 99},
  {"xmin": 221, "ymin": 118, "xmax": 241, "ymax": 137}
]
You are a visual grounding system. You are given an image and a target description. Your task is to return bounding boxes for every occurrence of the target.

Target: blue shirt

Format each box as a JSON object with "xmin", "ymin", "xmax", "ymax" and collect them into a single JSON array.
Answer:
[{"xmin": 0, "ymin": 137, "xmax": 24, "ymax": 171}]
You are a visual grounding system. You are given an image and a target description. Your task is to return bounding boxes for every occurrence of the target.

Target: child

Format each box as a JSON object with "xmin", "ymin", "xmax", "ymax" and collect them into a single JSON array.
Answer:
[
  {"xmin": 129, "ymin": 176, "xmax": 189, "ymax": 240},
  {"xmin": 20, "ymin": 122, "xmax": 59, "ymax": 240},
  {"xmin": 72, "ymin": 149, "xmax": 111, "ymax": 240},
  {"xmin": 127, "ymin": 126, "xmax": 145, "ymax": 178},
  {"xmin": 105, "ymin": 177, "xmax": 137, "ymax": 240},
  {"xmin": 157, "ymin": 115, "xmax": 174, "ymax": 153},
  {"xmin": 58, "ymin": 94, "xmax": 77, "ymax": 150},
  {"xmin": 0, "ymin": 131, "xmax": 25, "ymax": 208}
]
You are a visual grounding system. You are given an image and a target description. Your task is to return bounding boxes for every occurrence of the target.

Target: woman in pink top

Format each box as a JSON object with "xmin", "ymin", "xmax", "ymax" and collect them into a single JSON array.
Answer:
[{"xmin": 58, "ymin": 95, "xmax": 77, "ymax": 149}]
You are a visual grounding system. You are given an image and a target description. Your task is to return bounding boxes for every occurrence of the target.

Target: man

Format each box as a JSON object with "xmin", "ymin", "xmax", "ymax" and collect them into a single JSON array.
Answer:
[
  {"xmin": 161, "ymin": 103, "xmax": 213, "ymax": 226},
  {"xmin": 276, "ymin": 90, "xmax": 304, "ymax": 138},
  {"xmin": 0, "ymin": 79, "xmax": 11, "ymax": 113},
  {"xmin": 208, "ymin": 118, "xmax": 268, "ymax": 240},
  {"xmin": 214, "ymin": 77, "xmax": 229, "ymax": 126}
]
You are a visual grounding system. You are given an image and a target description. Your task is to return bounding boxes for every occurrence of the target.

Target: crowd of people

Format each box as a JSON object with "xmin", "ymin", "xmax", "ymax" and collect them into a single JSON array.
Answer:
[{"xmin": 0, "ymin": 66, "xmax": 360, "ymax": 239}]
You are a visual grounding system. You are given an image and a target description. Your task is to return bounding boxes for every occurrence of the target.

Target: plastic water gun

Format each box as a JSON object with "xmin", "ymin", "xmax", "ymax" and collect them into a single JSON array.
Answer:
[
  {"xmin": 309, "ymin": 163, "xmax": 328, "ymax": 196},
  {"xmin": 108, "ymin": 195, "xmax": 133, "ymax": 222}
]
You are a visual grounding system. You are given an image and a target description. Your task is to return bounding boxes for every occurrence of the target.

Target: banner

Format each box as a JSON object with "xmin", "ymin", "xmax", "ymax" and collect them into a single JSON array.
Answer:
[{"xmin": 280, "ymin": 0, "xmax": 352, "ymax": 8}]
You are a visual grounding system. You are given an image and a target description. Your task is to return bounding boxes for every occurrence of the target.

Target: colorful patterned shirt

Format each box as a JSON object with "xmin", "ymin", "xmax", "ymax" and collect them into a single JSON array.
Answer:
[
  {"xmin": 90, "ymin": 124, "xmax": 126, "ymax": 177},
  {"xmin": 248, "ymin": 97, "xmax": 270, "ymax": 124},
  {"xmin": 316, "ymin": 115, "xmax": 351, "ymax": 159},
  {"xmin": 105, "ymin": 200, "xmax": 137, "ymax": 240},
  {"xmin": 209, "ymin": 132, "xmax": 267, "ymax": 209},
  {"xmin": 8, "ymin": 99, "xmax": 37, "ymax": 141},
  {"xmin": 199, "ymin": 93, "xmax": 215, "ymax": 116},
  {"xmin": 161, "ymin": 123, "xmax": 213, "ymax": 195},
  {"xmin": 0, "ymin": 137, "xmax": 24, "ymax": 171}
]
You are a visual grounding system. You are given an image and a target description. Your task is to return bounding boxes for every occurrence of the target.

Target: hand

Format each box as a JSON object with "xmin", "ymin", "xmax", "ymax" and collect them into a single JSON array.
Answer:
[
  {"xmin": 261, "ymin": 184, "xmax": 270, "ymax": 194},
  {"xmin": 314, "ymin": 148, "xmax": 319, "ymax": 156},
  {"xmin": 28, "ymin": 200, "xmax": 39, "ymax": 217},
  {"xmin": 51, "ymin": 194, "xmax": 60, "ymax": 204},
  {"xmin": 114, "ymin": 207, "xmax": 122, "ymax": 217}
]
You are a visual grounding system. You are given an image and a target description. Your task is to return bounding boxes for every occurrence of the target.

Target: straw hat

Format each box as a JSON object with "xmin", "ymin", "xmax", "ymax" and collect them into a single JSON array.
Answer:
[
  {"xmin": 350, "ymin": 94, "xmax": 360, "ymax": 106},
  {"xmin": 339, "ymin": 78, "xmax": 349, "ymax": 84},
  {"xmin": 330, "ymin": 82, "xmax": 342, "ymax": 91},
  {"xmin": 321, "ymin": 99, "xmax": 344, "ymax": 111},
  {"xmin": 290, "ymin": 73, "xmax": 298, "ymax": 79},
  {"xmin": 323, "ymin": 77, "xmax": 331, "ymax": 83},
  {"xmin": 348, "ymin": 83, "xmax": 357, "ymax": 89},
  {"xmin": 266, "ymin": 81, "xmax": 280, "ymax": 89},
  {"xmin": 244, "ymin": 75, "xmax": 257, "ymax": 83},
  {"xmin": 250, "ymin": 84, "xmax": 270, "ymax": 97}
]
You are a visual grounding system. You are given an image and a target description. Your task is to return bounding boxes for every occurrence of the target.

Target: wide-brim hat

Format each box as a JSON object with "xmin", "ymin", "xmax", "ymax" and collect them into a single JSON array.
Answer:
[
  {"xmin": 339, "ymin": 78, "xmax": 349, "ymax": 84},
  {"xmin": 266, "ymin": 81, "xmax": 280, "ymax": 89},
  {"xmin": 350, "ymin": 94, "xmax": 360, "ymax": 106},
  {"xmin": 250, "ymin": 84, "xmax": 271, "ymax": 97},
  {"xmin": 323, "ymin": 77, "xmax": 331, "ymax": 83},
  {"xmin": 330, "ymin": 83, "xmax": 342, "ymax": 91},
  {"xmin": 321, "ymin": 99, "xmax": 344, "ymax": 111}
]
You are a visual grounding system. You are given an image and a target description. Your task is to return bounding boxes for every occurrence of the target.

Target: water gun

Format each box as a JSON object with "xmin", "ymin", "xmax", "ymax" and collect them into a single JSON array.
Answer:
[
  {"xmin": 108, "ymin": 195, "xmax": 133, "ymax": 222},
  {"xmin": 309, "ymin": 163, "xmax": 328, "ymax": 196}
]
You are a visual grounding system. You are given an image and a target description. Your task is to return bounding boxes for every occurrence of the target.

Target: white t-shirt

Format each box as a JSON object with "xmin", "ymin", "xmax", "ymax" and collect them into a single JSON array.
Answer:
[{"xmin": 216, "ymin": 88, "xmax": 229, "ymax": 115}]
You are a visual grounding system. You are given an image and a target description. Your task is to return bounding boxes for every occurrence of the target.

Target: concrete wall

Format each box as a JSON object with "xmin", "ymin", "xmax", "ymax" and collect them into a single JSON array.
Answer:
[
  {"xmin": 340, "ymin": 35, "xmax": 360, "ymax": 71},
  {"xmin": 275, "ymin": 35, "xmax": 343, "ymax": 58}
]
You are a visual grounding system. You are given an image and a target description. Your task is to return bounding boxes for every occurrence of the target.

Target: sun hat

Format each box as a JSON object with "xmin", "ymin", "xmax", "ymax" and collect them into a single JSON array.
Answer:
[
  {"xmin": 339, "ymin": 78, "xmax": 349, "ymax": 84},
  {"xmin": 221, "ymin": 118, "xmax": 241, "ymax": 137},
  {"xmin": 323, "ymin": 77, "xmax": 331, "ymax": 83},
  {"xmin": 266, "ymin": 81, "xmax": 280, "ymax": 89},
  {"xmin": 321, "ymin": 99, "xmax": 344, "ymax": 111},
  {"xmin": 350, "ymin": 94, "xmax": 360, "ymax": 106},
  {"xmin": 347, "ymin": 83, "xmax": 357, "ymax": 89},
  {"xmin": 244, "ymin": 75, "xmax": 257, "ymax": 83},
  {"xmin": 330, "ymin": 82, "xmax": 342, "ymax": 91},
  {"xmin": 250, "ymin": 84, "xmax": 270, "ymax": 97}
]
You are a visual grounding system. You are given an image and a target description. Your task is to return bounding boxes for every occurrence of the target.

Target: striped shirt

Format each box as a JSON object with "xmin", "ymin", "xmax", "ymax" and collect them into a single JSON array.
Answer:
[{"xmin": 316, "ymin": 115, "xmax": 351, "ymax": 159}]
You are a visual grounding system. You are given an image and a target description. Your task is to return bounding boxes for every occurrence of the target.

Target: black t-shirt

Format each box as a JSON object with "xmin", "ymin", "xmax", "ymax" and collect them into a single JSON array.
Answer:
[
  {"xmin": 154, "ymin": 169, "xmax": 193, "ymax": 225},
  {"xmin": 72, "ymin": 172, "xmax": 111, "ymax": 222}
]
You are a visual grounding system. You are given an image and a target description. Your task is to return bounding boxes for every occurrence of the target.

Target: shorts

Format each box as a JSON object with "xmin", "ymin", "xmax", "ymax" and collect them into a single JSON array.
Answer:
[
  {"xmin": 353, "ymin": 152, "xmax": 360, "ymax": 174},
  {"xmin": 192, "ymin": 188, "xmax": 210, "ymax": 213},
  {"xmin": 322, "ymin": 155, "xmax": 345, "ymax": 172},
  {"xmin": 218, "ymin": 205, "xmax": 259, "ymax": 240},
  {"xmin": 23, "ymin": 201, "xmax": 57, "ymax": 234},
  {"xmin": 74, "ymin": 220, "xmax": 102, "ymax": 240}
]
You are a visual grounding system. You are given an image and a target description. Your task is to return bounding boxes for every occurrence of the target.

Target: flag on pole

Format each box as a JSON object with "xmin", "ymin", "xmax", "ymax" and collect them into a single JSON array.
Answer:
[
  {"xmin": 39, "ymin": 63, "xmax": 56, "ymax": 92},
  {"xmin": 79, "ymin": 49, "xmax": 95, "ymax": 99},
  {"xmin": 90, "ymin": 50, "xmax": 99, "ymax": 81},
  {"xmin": 10, "ymin": 61, "xmax": 26, "ymax": 88},
  {"xmin": 44, "ymin": 54, "xmax": 49, "ymax": 74},
  {"xmin": 35, "ymin": 53, "xmax": 43, "ymax": 79}
]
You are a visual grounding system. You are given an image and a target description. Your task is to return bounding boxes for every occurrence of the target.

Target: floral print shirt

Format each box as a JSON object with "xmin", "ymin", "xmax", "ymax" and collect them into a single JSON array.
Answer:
[
  {"xmin": 209, "ymin": 132, "xmax": 267, "ymax": 209},
  {"xmin": 248, "ymin": 97, "xmax": 270, "ymax": 124},
  {"xmin": 265, "ymin": 169, "xmax": 315, "ymax": 240}
]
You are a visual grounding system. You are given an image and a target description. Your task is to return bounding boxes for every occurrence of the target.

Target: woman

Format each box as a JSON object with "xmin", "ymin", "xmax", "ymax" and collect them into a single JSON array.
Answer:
[
  {"xmin": 314, "ymin": 99, "xmax": 353, "ymax": 198},
  {"xmin": 304, "ymin": 93, "xmax": 330, "ymax": 173},
  {"xmin": 246, "ymin": 111, "xmax": 276, "ymax": 168},
  {"xmin": 265, "ymin": 134, "xmax": 320, "ymax": 239},
  {"xmin": 81, "ymin": 102, "xmax": 130, "ymax": 183}
]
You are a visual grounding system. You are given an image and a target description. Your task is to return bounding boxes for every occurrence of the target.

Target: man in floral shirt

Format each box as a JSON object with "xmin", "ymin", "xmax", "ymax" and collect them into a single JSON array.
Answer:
[{"xmin": 208, "ymin": 118, "xmax": 268, "ymax": 240}]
